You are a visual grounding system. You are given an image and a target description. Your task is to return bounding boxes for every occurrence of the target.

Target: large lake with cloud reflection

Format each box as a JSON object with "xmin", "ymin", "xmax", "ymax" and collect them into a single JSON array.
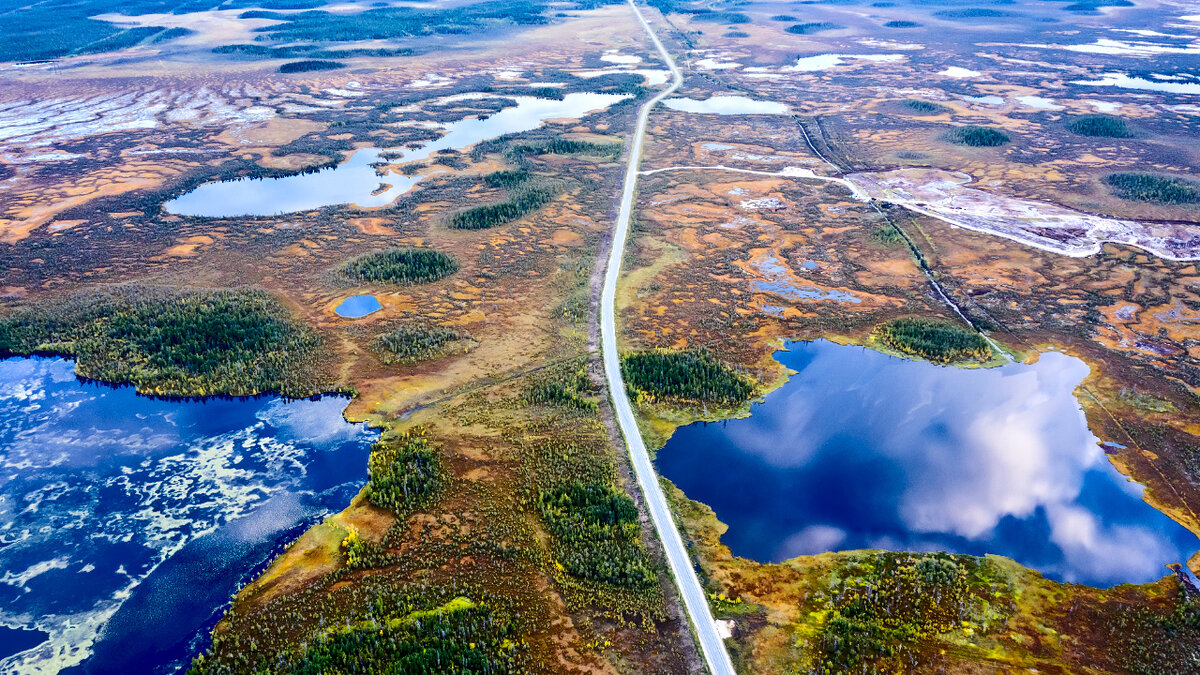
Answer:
[
  {"xmin": 656, "ymin": 340, "xmax": 1199, "ymax": 587},
  {"xmin": 0, "ymin": 357, "xmax": 378, "ymax": 674}
]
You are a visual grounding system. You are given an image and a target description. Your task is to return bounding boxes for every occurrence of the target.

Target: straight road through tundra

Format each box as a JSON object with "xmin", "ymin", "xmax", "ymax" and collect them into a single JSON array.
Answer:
[{"xmin": 600, "ymin": 3, "xmax": 737, "ymax": 674}]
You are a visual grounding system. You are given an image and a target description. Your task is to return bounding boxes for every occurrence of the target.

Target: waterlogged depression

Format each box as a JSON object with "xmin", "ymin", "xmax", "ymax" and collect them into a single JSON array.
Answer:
[
  {"xmin": 657, "ymin": 340, "xmax": 1199, "ymax": 587},
  {"xmin": 0, "ymin": 357, "xmax": 378, "ymax": 674},
  {"xmin": 165, "ymin": 92, "xmax": 629, "ymax": 218}
]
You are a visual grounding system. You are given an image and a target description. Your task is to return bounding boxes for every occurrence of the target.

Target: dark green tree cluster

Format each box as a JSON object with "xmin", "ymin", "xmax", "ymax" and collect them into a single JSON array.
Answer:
[
  {"xmin": 73, "ymin": 26, "xmax": 167, "ymax": 54},
  {"xmin": 374, "ymin": 325, "xmax": 466, "ymax": 365},
  {"xmin": 900, "ymin": 99, "xmax": 948, "ymax": 115},
  {"xmin": 814, "ymin": 552, "xmax": 1013, "ymax": 673},
  {"xmin": 249, "ymin": 0, "xmax": 547, "ymax": 42},
  {"xmin": 1104, "ymin": 173, "xmax": 1200, "ymax": 205},
  {"xmin": 690, "ymin": 11, "xmax": 751, "ymax": 23},
  {"xmin": 278, "ymin": 59, "xmax": 344, "ymax": 73},
  {"xmin": 620, "ymin": 348, "xmax": 754, "ymax": 405},
  {"xmin": 944, "ymin": 125, "xmax": 1010, "ymax": 147},
  {"xmin": 1107, "ymin": 577, "xmax": 1200, "ymax": 675},
  {"xmin": 214, "ymin": 43, "xmax": 413, "ymax": 59},
  {"xmin": 934, "ymin": 8, "xmax": 1014, "ymax": 19},
  {"xmin": 508, "ymin": 138, "xmax": 622, "ymax": 160},
  {"xmin": 538, "ymin": 482, "xmax": 655, "ymax": 587},
  {"xmin": 152, "ymin": 27, "xmax": 194, "ymax": 43},
  {"xmin": 285, "ymin": 598, "xmax": 520, "ymax": 674},
  {"xmin": 448, "ymin": 182, "xmax": 560, "ymax": 230},
  {"xmin": 340, "ymin": 248, "xmax": 459, "ymax": 285},
  {"xmin": 0, "ymin": 286, "xmax": 322, "ymax": 397},
  {"xmin": 190, "ymin": 589, "xmax": 528, "ymax": 675},
  {"xmin": 364, "ymin": 431, "xmax": 443, "ymax": 516},
  {"xmin": 523, "ymin": 364, "xmax": 596, "ymax": 412},
  {"xmin": 1067, "ymin": 115, "xmax": 1132, "ymax": 138},
  {"xmin": 482, "ymin": 169, "xmax": 530, "ymax": 189},
  {"xmin": 876, "ymin": 317, "xmax": 992, "ymax": 363},
  {"xmin": 1064, "ymin": 0, "xmax": 1133, "ymax": 12},
  {"xmin": 785, "ymin": 22, "xmax": 843, "ymax": 34}
]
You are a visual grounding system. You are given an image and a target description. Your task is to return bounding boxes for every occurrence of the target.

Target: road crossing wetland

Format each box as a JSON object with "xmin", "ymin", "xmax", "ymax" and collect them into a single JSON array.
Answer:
[{"xmin": 4, "ymin": 0, "xmax": 1200, "ymax": 671}]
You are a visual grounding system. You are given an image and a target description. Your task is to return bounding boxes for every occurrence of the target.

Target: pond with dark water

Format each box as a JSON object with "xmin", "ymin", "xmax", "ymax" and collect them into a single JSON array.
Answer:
[
  {"xmin": 0, "ymin": 357, "xmax": 378, "ymax": 674},
  {"xmin": 656, "ymin": 340, "xmax": 1198, "ymax": 587}
]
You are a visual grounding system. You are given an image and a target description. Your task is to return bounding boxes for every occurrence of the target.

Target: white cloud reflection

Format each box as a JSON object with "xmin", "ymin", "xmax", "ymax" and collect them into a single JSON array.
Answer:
[{"xmin": 686, "ymin": 341, "xmax": 1197, "ymax": 585}]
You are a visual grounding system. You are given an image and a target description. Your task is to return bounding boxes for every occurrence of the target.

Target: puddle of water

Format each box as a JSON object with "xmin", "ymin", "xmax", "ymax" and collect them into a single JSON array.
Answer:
[
  {"xmin": 600, "ymin": 52, "xmax": 642, "ymax": 64},
  {"xmin": 335, "ymin": 295, "xmax": 382, "ymax": 318},
  {"xmin": 166, "ymin": 93, "xmax": 629, "ymax": 218},
  {"xmin": 752, "ymin": 280, "xmax": 861, "ymax": 303},
  {"xmin": 657, "ymin": 340, "xmax": 1198, "ymax": 587},
  {"xmin": 939, "ymin": 66, "xmax": 980, "ymax": 78},
  {"xmin": 662, "ymin": 95, "xmax": 788, "ymax": 115},
  {"xmin": 1017, "ymin": 95, "xmax": 1063, "ymax": 110},
  {"xmin": 751, "ymin": 256, "xmax": 860, "ymax": 303},
  {"xmin": 0, "ymin": 626, "xmax": 49, "ymax": 663},
  {"xmin": 1072, "ymin": 72, "xmax": 1200, "ymax": 95},
  {"xmin": 164, "ymin": 148, "xmax": 427, "ymax": 218},
  {"xmin": 573, "ymin": 69, "xmax": 670, "ymax": 86},
  {"xmin": 398, "ymin": 92, "xmax": 628, "ymax": 163},
  {"xmin": 0, "ymin": 357, "xmax": 378, "ymax": 674},
  {"xmin": 964, "ymin": 95, "xmax": 1006, "ymax": 105},
  {"xmin": 783, "ymin": 53, "xmax": 905, "ymax": 72}
]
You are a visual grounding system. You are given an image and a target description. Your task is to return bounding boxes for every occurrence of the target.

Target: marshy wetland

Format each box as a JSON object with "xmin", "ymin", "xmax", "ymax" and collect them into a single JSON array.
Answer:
[{"xmin": 3, "ymin": 0, "xmax": 1200, "ymax": 672}]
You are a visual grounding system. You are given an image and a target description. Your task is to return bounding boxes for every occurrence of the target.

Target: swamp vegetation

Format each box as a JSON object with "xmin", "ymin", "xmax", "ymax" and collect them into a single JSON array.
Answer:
[
  {"xmin": 875, "ymin": 317, "xmax": 992, "ymax": 364},
  {"xmin": 0, "ymin": 286, "xmax": 324, "ymax": 397},
  {"xmin": 621, "ymin": 348, "xmax": 754, "ymax": 405},
  {"xmin": 1104, "ymin": 172, "xmax": 1200, "ymax": 205},
  {"xmin": 340, "ymin": 248, "xmax": 459, "ymax": 285}
]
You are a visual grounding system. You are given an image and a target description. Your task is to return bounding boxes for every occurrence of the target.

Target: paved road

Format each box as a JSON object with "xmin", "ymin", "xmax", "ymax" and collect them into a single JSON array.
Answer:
[{"xmin": 600, "ymin": 3, "xmax": 737, "ymax": 674}]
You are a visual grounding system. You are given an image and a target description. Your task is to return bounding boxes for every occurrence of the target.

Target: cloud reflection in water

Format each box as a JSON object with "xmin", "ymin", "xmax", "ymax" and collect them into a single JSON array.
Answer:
[{"xmin": 656, "ymin": 340, "xmax": 1198, "ymax": 586}]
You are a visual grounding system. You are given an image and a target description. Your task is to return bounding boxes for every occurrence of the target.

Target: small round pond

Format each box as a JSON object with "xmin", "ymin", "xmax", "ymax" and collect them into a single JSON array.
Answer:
[
  {"xmin": 656, "ymin": 339, "xmax": 1199, "ymax": 587},
  {"xmin": 335, "ymin": 294, "xmax": 382, "ymax": 318},
  {"xmin": 0, "ymin": 357, "xmax": 378, "ymax": 674}
]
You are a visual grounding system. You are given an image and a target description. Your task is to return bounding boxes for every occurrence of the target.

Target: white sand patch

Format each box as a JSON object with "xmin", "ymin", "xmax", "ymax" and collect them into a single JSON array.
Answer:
[
  {"xmin": 845, "ymin": 168, "xmax": 1200, "ymax": 260},
  {"xmin": 1013, "ymin": 38, "xmax": 1200, "ymax": 57},
  {"xmin": 695, "ymin": 57, "xmax": 741, "ymax": 70},
  {"xmin": 0, "ymin": 84, "xmax": 318, "ymax": 146},
  {"xmin": 601, "ymin": 51, "xmax": 643, "ymax": 64},
  {"xmin": 857, "ymin": 38, "xmax": 924, "ymax": 50},
  {"xmin": 939, "ymin": 66, "xmax": 981, "ymax": 78},
  {"xmin": 784, "ymin": 53, "xmax": 905, "ymax": 71}
]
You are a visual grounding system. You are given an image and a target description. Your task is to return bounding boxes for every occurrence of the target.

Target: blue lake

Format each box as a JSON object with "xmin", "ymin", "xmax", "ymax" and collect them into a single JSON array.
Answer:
[
  {"xmin": 335, "ymin": 294, "xmax": 382, "ymax": 318},
  {"xmin": 163, "ymin": 93, "xmax": 629, "ymax": 218},
  {"xmin": 656, "ymin": 340, "xmax": 1199, "ymax": 587},
  {"xmin": 0, "ymin": 357, "xmax": 378, "ymax": 674}
]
